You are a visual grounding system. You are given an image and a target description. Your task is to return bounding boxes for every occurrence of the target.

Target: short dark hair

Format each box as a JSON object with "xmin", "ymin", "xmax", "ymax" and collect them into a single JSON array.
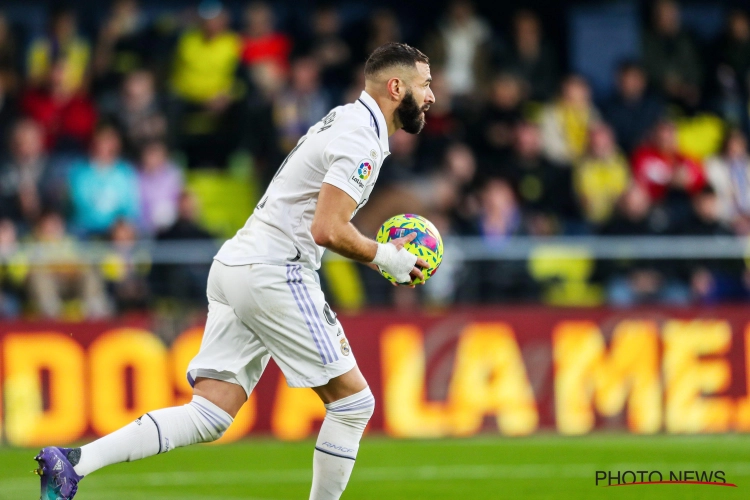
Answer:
[
  {"xmin": 364, "ymin": 43, "xmax": 429, "ymax": 78},
  {"xmin": 617, "ymin": 59, "xmax": 645, "ymax": 74}
]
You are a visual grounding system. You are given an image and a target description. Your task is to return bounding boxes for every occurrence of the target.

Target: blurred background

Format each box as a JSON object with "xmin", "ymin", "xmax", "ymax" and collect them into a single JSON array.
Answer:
[
  {"xmin": 2, "ymin": 0, "xmax": 750, "ymax": 318},
  {"xmin": 1, "ymin": 1, "xmax": 750, "ymax": 498}
]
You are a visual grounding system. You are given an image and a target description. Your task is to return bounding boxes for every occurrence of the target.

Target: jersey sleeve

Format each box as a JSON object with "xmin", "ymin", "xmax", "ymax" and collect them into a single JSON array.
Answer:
[{"xmin": 322, "ymin": 127, "xmax": 380, "ymax": 202}]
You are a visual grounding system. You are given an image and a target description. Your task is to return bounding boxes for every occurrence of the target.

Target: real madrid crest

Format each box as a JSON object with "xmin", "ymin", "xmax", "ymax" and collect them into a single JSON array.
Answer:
[{"xmin": 340, "ymin": 338, "xmax": 350, "ymax": 356}]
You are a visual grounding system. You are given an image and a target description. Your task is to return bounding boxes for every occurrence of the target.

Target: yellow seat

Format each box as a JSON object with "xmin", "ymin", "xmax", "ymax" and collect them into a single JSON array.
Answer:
[
  {"xmin": 528, "ymin": 245, "xmax": 604, "ymax": 307},
  {"xmin": 320, "ymin": 257, "xmax": 365, "ymax": 312},
  {"xmin": 186, "ymin": 157, "xmax": 259, "ymax": 239}
]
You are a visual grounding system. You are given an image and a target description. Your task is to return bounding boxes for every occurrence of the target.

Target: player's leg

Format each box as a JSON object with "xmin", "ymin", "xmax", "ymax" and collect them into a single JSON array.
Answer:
[
  {"xmin": 226, "ymin": 263, "xmax": 373, "ymax": 500},
  {"xmin": 309, "ymin": 365, "xmax": 374, "ymax": 500},
  {"xmin": 35, "ymin": 262, "xmax": 267, "ymax": 499},
  {"xmin": 34, "ymin": 378, "xmax": 244, "ymax": 500},
  {"xmin": 67, "ymin": 377, "xmax": 244, "ymax": 473}
]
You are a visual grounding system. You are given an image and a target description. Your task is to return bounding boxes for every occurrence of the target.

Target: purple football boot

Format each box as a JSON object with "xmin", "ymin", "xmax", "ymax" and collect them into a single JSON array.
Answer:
[{"xmin": 34, "ymin": 447, "xmax": 83, "ymax": 500}]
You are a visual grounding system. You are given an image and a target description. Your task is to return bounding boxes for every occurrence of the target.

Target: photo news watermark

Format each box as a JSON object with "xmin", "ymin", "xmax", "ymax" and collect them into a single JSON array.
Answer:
[{"xmin": 595, "ymin": 470, "xmax": 736, "ymax": 487}]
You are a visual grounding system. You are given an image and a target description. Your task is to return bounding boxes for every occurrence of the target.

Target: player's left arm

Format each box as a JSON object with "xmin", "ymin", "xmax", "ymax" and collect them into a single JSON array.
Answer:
[{"xmin": 316, "ymin": 128, "xmax": 429, "ymax": 284}]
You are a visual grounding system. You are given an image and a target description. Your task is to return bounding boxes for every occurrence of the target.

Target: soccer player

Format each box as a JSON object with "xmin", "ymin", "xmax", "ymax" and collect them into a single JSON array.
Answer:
[{"xmin": 35, "ymin": 42, "xmax": 434, "ymax": 500}]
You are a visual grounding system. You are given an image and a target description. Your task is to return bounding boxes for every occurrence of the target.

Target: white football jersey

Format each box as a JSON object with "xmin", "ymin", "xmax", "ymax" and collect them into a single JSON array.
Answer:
[{"xmin": 214, "ymin": 91, "xmax": 390, "ymax": 270}]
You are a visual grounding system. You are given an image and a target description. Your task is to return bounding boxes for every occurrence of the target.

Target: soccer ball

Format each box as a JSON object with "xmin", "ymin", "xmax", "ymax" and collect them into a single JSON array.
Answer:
[{"xmin": 375, "ymin": 214, "xmax": 443, "ymax": 284}]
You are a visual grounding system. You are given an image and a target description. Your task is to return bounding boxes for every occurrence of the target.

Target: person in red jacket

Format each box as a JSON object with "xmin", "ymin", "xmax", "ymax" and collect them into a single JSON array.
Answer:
[
  {"xmin": 241, "ymin": 2, "xmax": 292, "ymax": 74},
  {"xmin": 631, "ymin": 119, "xmax": 705, "ymax": 201},
  {"xmin": 21, "ymin": 59, "xmax": 96, "ymax": 152}
]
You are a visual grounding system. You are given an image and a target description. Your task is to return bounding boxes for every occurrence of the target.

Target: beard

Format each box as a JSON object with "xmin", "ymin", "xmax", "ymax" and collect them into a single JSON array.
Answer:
[{"xmin": 396, "ymin": 90, "xmax": 429, "ymax": 134}]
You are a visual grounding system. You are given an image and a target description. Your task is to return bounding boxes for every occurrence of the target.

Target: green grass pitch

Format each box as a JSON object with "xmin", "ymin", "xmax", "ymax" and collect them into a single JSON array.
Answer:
[{"xmin": 0, "ymin": 434, "xmax": 746, "ymax": 499}]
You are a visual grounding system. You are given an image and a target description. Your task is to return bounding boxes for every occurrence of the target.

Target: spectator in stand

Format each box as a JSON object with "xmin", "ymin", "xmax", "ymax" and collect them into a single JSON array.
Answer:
[
  {"xmin": 603, "ymin": 61, "xmax": 664, "ymax": 154},
  {"xmin": 372, "ymin": 129, "xmax": 420, "ymax": 186},
  {"xmin": 643, "ymin": 0, "xmax": 703, "ymax": 108},
  {"xmin": 307, "ymin": 5, "xmax": 352, "ymax": 95},
  {"xmin": 103, "ymin": 70, "xmax": 167, "ymax": 159},
  {"xmin": 0, "ymin": 77, "xmax": 17, "ymax": 160},
  {"xmin": 676, "ymin": 186, "xmax": 731, "ymax": 236},
  {"xmin": 573, "ymin": 124, "xmax": 631, "ymax": 227},
  {"xmin": 26, "ymin": 211, "xmax": 111, "ymax": 319},
  {"xmin": 101, "ymin": 218, "xmax": 149, "ymax": 311},
  {"xmin": 477, "ymin": 177, "xmax": 521, "ymax": 239},
  {"xmin": 704, "ymin": 129, "xmax": 750, "ymax": 234},
  {"xmin": 422, "ymin": 142, "xmax": 477, "ymax": 219},
  {"xmin": 718, "ymin": 11, "xmax": 750, "ymax": 85},
  {"xmin": 600, "ymin": 183, "xmax": 674, "ymax": 237},
  {"xmin": 501, "ymin": 10, "xmax": 558, "ymax": 101},
  {"xmin": 170, "ymin": 0, "xmax": 242, "ymax": 167},
  {"xmin": 172, "ymin": 1, "xmax": 241, "ymax": 105},
  {"xmin": 274, "ymin": 56, "xmax": 330, "ymax": 152},
  {"xmin": 424, "ymin": 0, "xmax": 492, "ymax": 102},
  {"xmin": 363, "ymin": 9, "xmax": 402, "ymax": 58},
  {"xmin": 0, "ymin": 119, "xmax": 63, "ymax": 226},
  {"xmin": 154, "ymin": 191, "xmax": 215, "ymax": 303},
  {"xmin": 137, "ymin": 140, "xmax": 183, "ymax": 234},
  {"xmin": 27, "ymin": 7, "xmax": 90, "ymax": 94},
  {"xmin": 631, "ymin": 119, "xmax": 706, "ymax": 202},
  {"xmin": 417, "ymin": 71, "xmax": 460, "ymax": 164},
  {"xmin": 21, "ymin": 59, "xmax": 97, "ymax": 152},
  {"xmin": 158, "ymin": 191, "xmax": 212, "ymax": 241},
  {"xmin": 503, "ymin": 121, "xmax": 577, "ymax": 235},
  {"xmin": 674, "ymin": 186, "xmax": 748, "ymax": 303},
  {"xmin": 0, "ymin": 218, "xmax": 27, "ymax": 317},
  {"xmin": 0, "ymin": 12, "xmax": 20, "ymax": 95},
  {"xmin": 67, "ymin": 126, "xmax": 140, "ymax": 236},
  {"xmin": 459, "ymin": 177, "xmax": 539, "ymax": 303},
  {"xmin": 712, "ymin": 11, "xmax": 750, "ymax": 132},
  {"xmin": 472, "ymin": 72, "xmax": 524, "ymax": 166},
  {"xmin": 540, "ymin": 75, "xmax": 601, "ymax": 165},
  {"xmin": 599, "ymin": 184, "xmax": 690, "ymax": 306},
  {"xmin": 92, "ymin": 0, "xmax": 148, "ymax": 93},
  {"xmin": 243, "ymin": 58, "xmax": 285, "ymax": 186},
  {"xmin": 241, "ymin": 2, "xmax": 292, "ymax": 76}
]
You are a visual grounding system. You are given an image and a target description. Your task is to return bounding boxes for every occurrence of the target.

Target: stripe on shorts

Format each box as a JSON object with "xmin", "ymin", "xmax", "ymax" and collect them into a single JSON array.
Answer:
[
  {"xmin": 286, "ymin": 264, "xmax": 331, "ymax": 364},
  {"xmin": 291, "ymin": 265, "xmax": 338, "ymax": 364}
]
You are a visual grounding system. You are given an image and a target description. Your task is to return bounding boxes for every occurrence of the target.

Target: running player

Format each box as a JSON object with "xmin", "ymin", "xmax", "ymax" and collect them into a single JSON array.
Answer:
[{"xmin": 35, "ymin": 42, "xmax": 434, "ymax": 500}]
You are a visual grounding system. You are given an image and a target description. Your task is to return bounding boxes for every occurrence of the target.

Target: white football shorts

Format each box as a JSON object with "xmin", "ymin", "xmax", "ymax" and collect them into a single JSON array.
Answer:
[{"xmin": 187, "ymin": 261, "xmax": 356, "ymax": 392}]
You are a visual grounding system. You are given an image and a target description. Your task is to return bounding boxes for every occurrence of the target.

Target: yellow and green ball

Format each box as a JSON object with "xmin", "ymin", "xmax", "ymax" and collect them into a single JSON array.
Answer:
[{"xmin": 375, "ymin": 214, "xmax": 444, "ymax": 284}]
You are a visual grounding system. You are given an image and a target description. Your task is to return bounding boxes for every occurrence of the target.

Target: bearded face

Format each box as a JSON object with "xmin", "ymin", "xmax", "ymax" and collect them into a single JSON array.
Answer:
[{"xmin": 396, "ymin": 90, "xmax": 430, "ymax": 134}]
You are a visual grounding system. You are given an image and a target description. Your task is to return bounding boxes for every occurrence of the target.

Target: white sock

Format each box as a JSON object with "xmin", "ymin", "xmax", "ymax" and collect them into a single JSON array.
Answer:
[
  {"xmin": 310, "ymin": 387, "xmax": 375, "ymax": 500},
  {"xmin": 73, "ymin": 396, "xmax": 233, "ymax": 477}
]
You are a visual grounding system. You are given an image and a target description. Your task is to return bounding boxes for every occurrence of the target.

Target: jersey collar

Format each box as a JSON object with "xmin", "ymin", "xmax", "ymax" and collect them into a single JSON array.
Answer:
[{"xmin": 357, "ymin": 90, "xmax": 390, "ymax": 156}]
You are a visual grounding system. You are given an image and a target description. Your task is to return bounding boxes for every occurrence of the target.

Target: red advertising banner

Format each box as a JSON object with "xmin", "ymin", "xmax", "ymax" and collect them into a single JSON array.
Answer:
[{"xmin": 1, "ymin": 305, "xmax": 750, "ymax": 446}]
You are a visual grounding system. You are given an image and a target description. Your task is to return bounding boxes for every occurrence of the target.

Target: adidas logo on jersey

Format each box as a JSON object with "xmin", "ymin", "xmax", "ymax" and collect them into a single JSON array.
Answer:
[{"xmin": 53, "ymin": 458, "xmax": 63, "ymax": 471}]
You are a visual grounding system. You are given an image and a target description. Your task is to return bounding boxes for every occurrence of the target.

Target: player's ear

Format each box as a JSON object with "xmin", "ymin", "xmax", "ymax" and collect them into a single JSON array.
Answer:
[{"xmin": 386, "ymin": 77, "xmax": 402, "ymax": 101}]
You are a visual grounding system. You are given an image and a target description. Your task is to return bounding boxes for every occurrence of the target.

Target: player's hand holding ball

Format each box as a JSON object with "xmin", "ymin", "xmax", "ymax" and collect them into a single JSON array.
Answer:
[{"xmin": 372, "ymin": 214, "xmax": 444, "ymax": 287}]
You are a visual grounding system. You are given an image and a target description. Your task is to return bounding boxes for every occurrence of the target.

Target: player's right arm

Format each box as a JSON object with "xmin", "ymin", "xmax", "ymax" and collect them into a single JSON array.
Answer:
[{"xmin": 311, "ymin": 183, "xmax": 427, "ymax": 285}]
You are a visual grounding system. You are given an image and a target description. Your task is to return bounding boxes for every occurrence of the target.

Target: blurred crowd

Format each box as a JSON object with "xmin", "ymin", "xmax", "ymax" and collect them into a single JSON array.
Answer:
[{"xmin": 1, "ymin": 0, "xmax": 750, "ymax": 317}]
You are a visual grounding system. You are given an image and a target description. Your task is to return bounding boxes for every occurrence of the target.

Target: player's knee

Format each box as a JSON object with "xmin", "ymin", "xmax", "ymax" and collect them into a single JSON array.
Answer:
[
  {"xmin": 187, "ymin": 396, "xmax": 234, "ymax": 443},
  {"xmin": 201, "ymin": 427, "xmax": 225, "ymax": 443},
  {"xmin": 325, "ymin": 388, "xmax": 375, "ymax": 431}
]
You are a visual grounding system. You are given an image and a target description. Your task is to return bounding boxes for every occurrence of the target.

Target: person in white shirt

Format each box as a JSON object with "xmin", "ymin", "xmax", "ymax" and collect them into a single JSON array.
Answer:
[
  {"xmin": 36, "ymin": 42, "xmax": 435, "ymax": 500},
  {"xmin": 705, "ymin": 128, "xmax": 750, "ymax": 232}
]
